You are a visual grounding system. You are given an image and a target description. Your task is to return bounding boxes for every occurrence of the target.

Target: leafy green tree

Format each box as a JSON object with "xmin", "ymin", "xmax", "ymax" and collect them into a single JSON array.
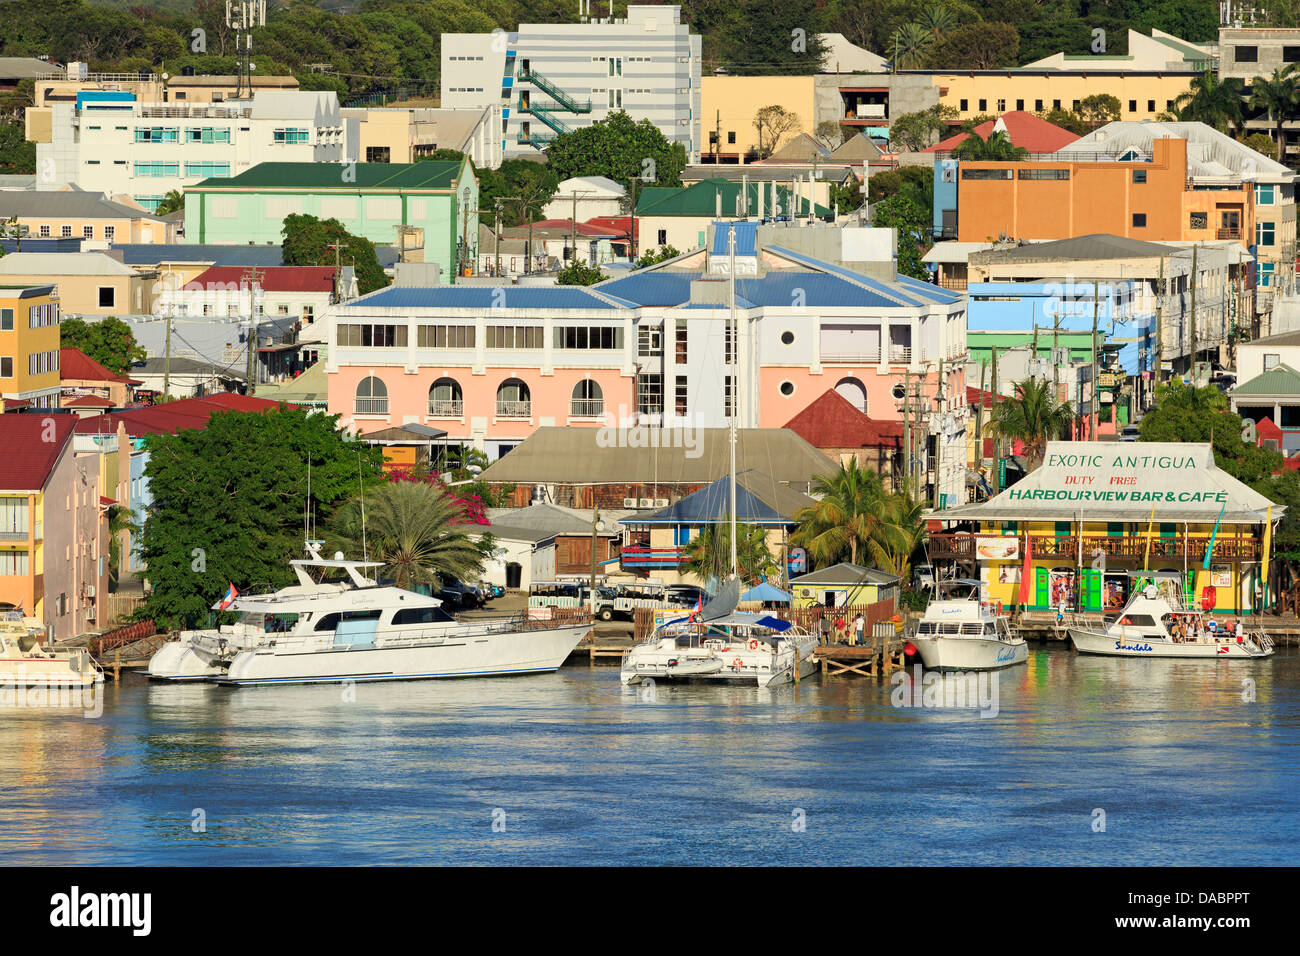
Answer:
[
  {"xmin": 0, "ymin": 123, "xmax": 35, "ymax": 174},
  {"xmin": 708, "ymin": 0, "xmax": 829, "ymax": 75},
  {"xmin": 546, "ymin": 112, "xmax": 687, "ymax": 187},
  {"xmin": 680, "ymin": 523, "xmax": 778, "ymax": 588},
  {"xmin": 1171, "ymin": 71, "xmax": 1245, "ymax": 133},
  {"xmin": 752, "ymin": 104, "xmax": 802, "ymax": 158},
  {"xmin": 556, "ymin": 260, "xmax": 605, "ymax": 286},
  {"xmin": 1241, "ymin": 132, "xmax": 1279, "ymax": 161},
  {"xmin": 477, "ymin": 159, "xmax": 560, "ymax": 228},
  {"xmin": 139, "ymin": 407, "xmax": 383, "ymax": 626},
  {"xmin": 888, "ymin": 104, "xmax": 956, "ymax": 151},
  {"xmin": 1138, "ymin": 381, "xmax": 1282, "ymax": 485},
  {"xmin": 153, "ymin": 190, "xmax": 185, "ymax": 216},
  {"xmin": 867, "ymin": 165, "xmax": 933, "ymax": 209},
  {"xmin": 1039, "ymin": 108, "xmax": 1090, "ymax": 136},
  {"xmin": 59, "ymin": 316, "xmax": 146, "ymax": 374},
  {"xmin": 1248, "ymin": 67, "xmax": 1298, "ymax": 160},
  {"xmin": 872, "ymin": 194, "xmax": 930, "ymax": 279},
  {"xmin": 281, "ymin": 214, "xmax": 389, "ymax": 294},
  {"xmin": 635, "ymin": 245, "xmax": 682, "ymax": 268},
  {"xmin": 1077, "ymin": 94, "xmax": 1122, "ymax": 128},
  {"xmin": 926, "ymin": 22, "xmax": 1020, "ymax": 69},
  {"xmin": 418, "ymin": 149, "xmax": 468, "ymax": 163},
  {"xmin": 988, "ymin": 377, "xmax": 1074, "ymax": 470},
  {"xmin": 329, "ymin": 479, "xmax": 493, "ymax": 590},
  {"xmin": 791, "ymin": 461, "xmax": 888, "ymax": 567},
  {"xmin": 951, "ymin": 129, "xmax": 1028, "ymax": 161},
  {"xmin": 890, "ymin": 22, "xmax": 934, "ymax": 70}
]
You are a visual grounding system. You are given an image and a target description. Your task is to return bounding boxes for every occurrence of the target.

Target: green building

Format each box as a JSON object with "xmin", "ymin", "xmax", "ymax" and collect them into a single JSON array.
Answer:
[{"xmin": 184, "ymin": 160, "xmax": 478, "ymax": 284}]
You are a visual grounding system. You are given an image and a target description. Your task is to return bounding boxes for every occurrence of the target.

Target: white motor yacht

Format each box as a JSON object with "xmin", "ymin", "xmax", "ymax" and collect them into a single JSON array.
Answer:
[
  {"xmin": 1069, "ymin": 584, "xmax": 1274, "ymax": 659},
  {"xmin": 0, "ymin": 611, "xmax": 103, "ymax": 687},
  {"xmin": 149, "ymin": 544, "xmax": 592, "ymax": 684},
  {"xmin": 907, "ymin": 580, "xmax": 1027, "ymax": 671}
]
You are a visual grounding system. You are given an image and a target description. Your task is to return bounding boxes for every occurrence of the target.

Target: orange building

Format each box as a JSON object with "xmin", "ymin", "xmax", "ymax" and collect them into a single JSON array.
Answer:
[{"xmin": 956, "ymin": 138, "xmax": 1255, "ymax": 249}]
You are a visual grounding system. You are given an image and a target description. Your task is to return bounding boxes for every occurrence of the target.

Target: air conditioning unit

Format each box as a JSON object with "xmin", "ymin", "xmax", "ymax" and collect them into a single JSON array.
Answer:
[
  {"xmin": 85, "ymin": 585, "xmax": 96, "ymax": 598},
  {"xmin": 638, "ymin": 498, "xmax": 654, "ymax": 508},
  {"xmin": 653, "ymin": 498, "xmax": 668, "ymax": 508},
  {"xmin": 623, "ymin": 497, "xmax": 638, "ymax": 508}
]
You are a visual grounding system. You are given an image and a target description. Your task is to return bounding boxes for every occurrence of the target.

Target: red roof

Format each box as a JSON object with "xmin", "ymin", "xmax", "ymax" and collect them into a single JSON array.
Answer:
[
  {"xmin": 966, "ymin": 386, "xmax": 1007, "ymax": 409},
  {"xmin": 60, "ymin": 348, "xmax": 141, "ymax": 386},
  {"xmin": 73, "ymin": 393, "xmax": 290, "ymax": 438},
  {"xmin": 515, "ymin": 218, "xmax": 623, "ymax": 238},
  {"xmin": 2, "ymin": 398, "xmax": 30, "ymax": 410},
  {"xmin": 585, "ymin": 216, "xmax": 638, "ymax": 240},
  {"xmin": 62, "ymin": 394, "xmax": 115, "ymax": 408},
  {"xmin": 924, "ymin": 111, "xmax": 1081, "ymax": 154},
  {"xmin": 782, "ymin": 389, "xmax": 903, "ymax": 449},
  {"xmin": 186, "ymin": 266, "xmax": 336, "ymax": 293},
  {"xmin": 0, "ymin": 415, "xmax": 75, "ymax": 491}
]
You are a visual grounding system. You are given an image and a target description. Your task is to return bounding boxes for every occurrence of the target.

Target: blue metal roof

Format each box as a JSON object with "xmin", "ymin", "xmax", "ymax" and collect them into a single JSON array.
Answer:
[
  {"xmin": 621, "ymin": 476, "xmax": 794, "ymax": 526},
  {"xmin": 767, "ymin": 247, "xmax": 959, "ymax": 306},
  {"xmin": 735, "ymin": 273, "xmax": 913, "ymax": 309},
  {"xmin": 593, "ymin": 271, "xmax": 698, "ymax": 306},
  {"xmin": 710, "ymin": 221, "xmax": 757, "ymax": 257},
  {"xmin": 348, "ymin": 285, "xmax": 626, "ymax": 310},
  {"xmin": 111, "ymin": 243, "xmax": 287, "ymax": 266}
]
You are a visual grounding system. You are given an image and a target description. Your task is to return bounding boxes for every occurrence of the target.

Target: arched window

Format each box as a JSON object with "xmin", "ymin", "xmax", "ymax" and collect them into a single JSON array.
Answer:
[
  {"xmin": 355, "ymin": 375, "xmax": 388, "ymax": 415},
  {"xmin": 571, "ymin": 379, "xmax": 603, "ymax": 417},
  {"xmin": 835, "ymin": 377, "xmax": 867, "ymax": 414},
  {"xmin": 429, "ymin": 378, "xmax": 463, "ymax": 417},
  {"xmin": 496, "ymin": 378, "xmax": 531, "ymax": 417}
]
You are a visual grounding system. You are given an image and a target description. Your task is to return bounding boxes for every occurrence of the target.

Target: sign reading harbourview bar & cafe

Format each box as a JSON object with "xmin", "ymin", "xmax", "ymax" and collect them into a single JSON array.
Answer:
[{"xmin": 1007, "ymin": 451, "xmax": 1229, "ymax": 505}]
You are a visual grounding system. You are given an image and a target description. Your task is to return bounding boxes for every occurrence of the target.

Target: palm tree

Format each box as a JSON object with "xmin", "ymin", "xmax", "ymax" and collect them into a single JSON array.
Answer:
[
  {"xmin": 988, "ymin": 378, "xmax": 1075, "ymax": 471},
  {"xmin": 330, "ymin": 480, "xmax": 492, "ymax": 590},
  {"xmin": 865, "ymin": 494, "xmax": 927, "ymax": 582},
  {"xmin": 790, "ymin": 460, "xmax": 887, "ymax": 567},
  {"xmin": 1248, "ymin": 66, "xmax": 1298, "ymax": 159},
  {"xmin": 917, "ymin": 4, "xmax": 957, "ymax": 39},
  {"xmin": 1172, "ymin": 71, "xmax": 1245, "ymax": 133},
  {"xmin": 680, "ymin": 523, "xmax": 777, "ymax": 589},
  {"xmin": 890, "ymin": 23, "xmax": 934, "ymax": 72},
  {"xmin": 951, "ymin": 129, "xmax": 1029, "ymax": 161},
  {"xmin": 153, "ymin": 190, "xmax": 185, "ymax": 217}
]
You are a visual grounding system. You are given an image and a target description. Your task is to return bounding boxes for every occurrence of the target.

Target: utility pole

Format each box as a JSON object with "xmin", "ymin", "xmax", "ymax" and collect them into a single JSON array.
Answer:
[
  {"xmin": 1155, "ymin": 255, "xmax": 1165, "ymax": 393},
  {"xmin": 976, "ymin": 358, "xmax": 987, "ymax": 493},
  {"xmin": 932, "ymin": 357, "xmax": 945, "ymax": 510},
  {"xmin": 589, "ymin": 505, "xmax": 600, "ymax": 611},
  {"xmin": 1091, "ymin": 279, "xmax": 1099, "ymax": 442},
  {"xmin": 728, "ymin": 225, "xmax": 738, "ymax": 579},
  {"xmin": 902, "ymin": 368, "xmax": 912, "ymax": 500},
  {"xmin": 242, "ymin": 264, "xmax": 265, "ymax": 396},
  {"xmin": 990, "ymin": 347, "xmax": 1000, "ymax": 495},
  {"xmin": 1189, "ymin": 244, "xmax": 1198, "ymax": 382},
  {"xmin": 162, "ymin": 299, "xmax": 174, "ymax": 399}
]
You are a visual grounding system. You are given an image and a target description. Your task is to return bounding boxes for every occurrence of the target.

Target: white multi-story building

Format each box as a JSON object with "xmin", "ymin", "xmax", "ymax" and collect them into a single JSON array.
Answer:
[
  {"xmin": 441, "ymin": 4, "xmax": 701, "ymax": 162},
  {"xmin": 37, "ymin": 90, "xmax": 353, "ymax": 212}
]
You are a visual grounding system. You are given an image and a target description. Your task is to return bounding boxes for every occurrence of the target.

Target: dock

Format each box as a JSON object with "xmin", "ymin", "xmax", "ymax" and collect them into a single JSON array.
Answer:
[{"xmin": 814, "ymin": 633, "xmax": 910, "ymax": 678}]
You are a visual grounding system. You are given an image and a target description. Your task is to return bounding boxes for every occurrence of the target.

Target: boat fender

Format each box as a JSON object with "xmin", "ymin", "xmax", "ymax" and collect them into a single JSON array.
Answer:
[
  {"xmin": 748, "ymin": 639, "xmax": 759, "ymax": 650},
  {"xmin": 904, "ymin": 642, "xmax": 917, "ymax": 656}
]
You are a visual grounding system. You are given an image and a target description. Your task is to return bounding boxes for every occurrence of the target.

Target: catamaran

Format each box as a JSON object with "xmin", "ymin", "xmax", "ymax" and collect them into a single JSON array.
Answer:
[
  {"xmin": 0, "ymin": 610, "xmax": 103, "ymax": 687},
  {"xmin": 1068, "ymin": 582, "xmax": 1274, "ymax": 659},
  {"xmin": 907, "ymin": 580, "xmax": 1027, "ymax": 671},
  {"xmin": 148, "ymin": 543, "xmax": 593, "ymax": 684}
]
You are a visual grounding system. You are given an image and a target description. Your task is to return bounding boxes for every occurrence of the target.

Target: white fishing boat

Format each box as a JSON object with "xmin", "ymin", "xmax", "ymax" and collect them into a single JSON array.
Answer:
[
  {"xmin": 1069, "ymin": 584, "xmax": 1274, "ymax": 659},
  {"xmin": 0, "ymin": 611, "xmax": 103, "ymax": 687},
  {"xmin": 619, "ymin": 581, "xmax": 819, "ymax": 688},
  {"xmin": 148, "ymin": 544, "xmax": 592, "ymax": 684},
  {"xmin": 907, "ymin": 580, "xmax": 1027, "ymax": 671}
]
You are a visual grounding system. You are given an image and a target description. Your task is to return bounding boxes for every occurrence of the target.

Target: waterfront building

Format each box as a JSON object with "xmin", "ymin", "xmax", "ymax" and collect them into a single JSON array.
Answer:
[
  {"xmin": 789, "ymin": 563, "xmax": 900, "ymax": 609},
  {"xmin": 33, "ymin": 90, "xmax": 350, "ymax": 211},
  {"xmin": 325, "ymin": 221, "xmax": 967, "ymax": 506},
  {"xmin": 0, "ymin": 283, "xmax": 61, "ymax": 410},
  {"xmin": 183, "ymin": 160, "xmax": 477, "ymax": 283},
  {"xmin": 441, "ymin": 5, "xmax": 701, "ymax": 161},
  {"xmin": 0, "ymin": 415, "xmax": 109, "ymax": 640},
  {"xmin": 0, "ymin": 192, "xmax": 177, "ymax": 245},
  {"xmin": 0, "ymin": 252, "xmax": 158, "ymax": 318},
  {"xmin": 780, "ymin": 388, "xmax": 902, "ymax": 492},
  {"xmin": 930, "ymin": 441, "xmax": 1279, "ymax": 614}
]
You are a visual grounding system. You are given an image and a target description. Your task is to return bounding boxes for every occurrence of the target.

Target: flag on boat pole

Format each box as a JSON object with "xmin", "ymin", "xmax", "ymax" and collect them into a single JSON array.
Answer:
[
  {"xmin": 217, "ymin": 583, "xmax": 239, "ymax": 610},
  {"xmin": 1142, "ymin": 503, "xmax": 1156, "ymax": 573}
]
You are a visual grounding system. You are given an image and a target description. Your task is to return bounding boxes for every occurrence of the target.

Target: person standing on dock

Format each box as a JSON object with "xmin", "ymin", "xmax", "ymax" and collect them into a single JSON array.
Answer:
[{"xmin": 854, "ymin": 613, "xmax": 865, "ymax": 646}]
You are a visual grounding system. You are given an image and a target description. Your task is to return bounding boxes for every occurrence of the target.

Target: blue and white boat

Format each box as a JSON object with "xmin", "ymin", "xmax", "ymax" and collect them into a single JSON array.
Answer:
[{"xmin": 908, "ymin": 581, "xmax": 1027, "ymax": 671}]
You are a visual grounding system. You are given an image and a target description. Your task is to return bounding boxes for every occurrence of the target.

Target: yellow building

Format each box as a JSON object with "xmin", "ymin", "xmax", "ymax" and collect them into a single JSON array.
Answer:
[
  {"xmin": 0, "ymin": 254, "xmax": 158, "ymax": 319},
  {"xmin": 700, "ymin": 76, "xmax": 816, "ymax": 162},
  {"xmin": 933, "ymin": 72, "xmax": 1198, "ymax": 124},
  {"xmin": 930, "ymin": 441, "xmax": 1280, "ymax": 613},
  {"xmin": 0, "ymin": 284, "xmax": 62, "ymax": 410},
  {"xmin": 0, "ymin": 192, "xmax": 177, "ymax": 245},
  {"xmin": 790, "ymin": 562, "xmax": 901, "ymax": 608}
]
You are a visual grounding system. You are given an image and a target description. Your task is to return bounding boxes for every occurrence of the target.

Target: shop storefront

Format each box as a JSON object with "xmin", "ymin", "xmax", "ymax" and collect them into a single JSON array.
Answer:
[{"xmin": 930, "ymin": 442, "xmax": 1283, "ymax": 614}]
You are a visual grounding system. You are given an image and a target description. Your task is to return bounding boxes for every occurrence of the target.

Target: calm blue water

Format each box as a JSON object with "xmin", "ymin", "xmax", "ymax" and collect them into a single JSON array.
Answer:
[{"xmin": 1, "ymin": 646, "xmax": 1298, "ymax": 866}]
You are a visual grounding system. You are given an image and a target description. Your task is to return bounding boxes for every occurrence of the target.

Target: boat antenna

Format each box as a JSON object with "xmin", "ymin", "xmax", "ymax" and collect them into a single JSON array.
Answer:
[
  {"xmin": 728, "ymin": 222, "xmax": 739, "ymax": 581},
  {"xmin": 358, "ymin": 447, "xmax": 368, "ymax": 562}
]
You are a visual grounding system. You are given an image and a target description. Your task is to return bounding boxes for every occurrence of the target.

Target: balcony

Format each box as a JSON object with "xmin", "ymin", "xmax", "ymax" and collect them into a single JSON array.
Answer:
[
  {"xmin": 428, "ymin": 399, "xmax": 464, "ymax": 417},
  {"xmin": 823, "ymin": 350, "xmax": 882, "ymax": 364},
  {"xmin": 621, "ymin": 546, "xmax": 685, "ymax": 569},
  {"xmin": 928, "ymin": 533, "xmax": 1259, "ymax": 562},
  {"xmin": 496, "ymin": 400, "xmax": 531, "ymax": 418},
  {"xmin": 1217, "ymin": 227, "xmax": 1242, "ymax": 240},
  {"xmin": 889, "ymin": 345, "xmax": 912, "ymax": 363},
  {"xmin": 355, "ymin": 398, "xmax": 388, "ymax": 416},
  {"xmin": 570, "ymin": 399, "xmax": 604, "ymax": 418}
]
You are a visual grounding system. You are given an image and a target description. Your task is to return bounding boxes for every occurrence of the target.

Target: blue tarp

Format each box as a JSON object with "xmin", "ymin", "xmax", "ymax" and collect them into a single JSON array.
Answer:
[{"xmin": 743, "ymin": 583, "xmax": 792, "ymax": 603}]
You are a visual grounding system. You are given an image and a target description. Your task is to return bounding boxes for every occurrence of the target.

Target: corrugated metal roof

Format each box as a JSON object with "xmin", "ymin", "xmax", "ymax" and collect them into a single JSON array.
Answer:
[
  {"xmin": 112, "ymin": 244, "xmax": 287, "ymax": 267},
  {"xmin": 1231, "ymin": 364, "xmax": 1300, "ymax": 397},
  {"xmin": 0, "ymin": 192, "xmax": 165, "ymax": 221},
  {"xmin": 0, "ymin": 252, "xmax": 137, "ymax": 276},
  {"xmin": 592, "ymin": 271, "xmax": 696, "ymax": 306},
  {"xmin": 711, "ymin": 221, "xmax": 757, "ymax": 256},
  {"xmin": 624, "ymin": 472, "xmax": 814, "ymax": 525},
  {"xmin": 790, "ymin": 562, "xmax": 900, "ymax": 585},
  {"xmin": 193, "ymin": 161, "xmax": 464, "ymax": 191},
  {"xmin": 636, "ymin": 179, "xmax": 832, "ymax": 218},
  {"xmin": 346, "ymin": 285, "xmax": 626, "ymax": 311}
]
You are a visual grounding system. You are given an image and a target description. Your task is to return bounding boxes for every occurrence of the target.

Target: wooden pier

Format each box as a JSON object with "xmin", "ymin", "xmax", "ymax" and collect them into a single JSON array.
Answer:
[{"xmin": 814, "ymin": 635, "xmax": 910, "ymax": 678}]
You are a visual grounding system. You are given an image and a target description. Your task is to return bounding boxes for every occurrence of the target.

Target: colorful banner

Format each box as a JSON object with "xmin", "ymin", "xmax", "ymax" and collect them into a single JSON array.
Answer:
[{"xmin": 975, "ymin": 537, "xmax": 1019, "ymax": 560}]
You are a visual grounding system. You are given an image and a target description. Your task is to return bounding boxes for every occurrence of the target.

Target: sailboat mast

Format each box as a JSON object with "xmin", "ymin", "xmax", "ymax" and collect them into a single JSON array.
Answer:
[{"xmin": 728, "ymin": 224, "xmax": 738, "ymax": 580}]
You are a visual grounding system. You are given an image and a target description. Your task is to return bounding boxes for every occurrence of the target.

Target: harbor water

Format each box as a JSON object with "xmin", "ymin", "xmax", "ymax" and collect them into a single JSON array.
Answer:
[{"xmin": 2, "ymin": 646, "xmax": 1298, "ymax": 866}]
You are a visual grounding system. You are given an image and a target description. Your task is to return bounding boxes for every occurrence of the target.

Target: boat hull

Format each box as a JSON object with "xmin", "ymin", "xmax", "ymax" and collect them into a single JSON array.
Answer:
[
  {"xmin": 0, "ymin": 659, "xmax": 102, "ymax": 687},
  {"xmin": 620, "ymin": 643, "xmax": 819, "ymax": 687},
  {"xmin": 217, "ymin": 623, "xmax": 590, "ymax": 685},
  {"xmin": 909, "ymin": 635, "xmax": 1028, "ymax": 671},
  {"xmin": 1070, "ymin": 628, "xmax": 1274, "ymax": 659},
  {"xmin": 147, "ymin": 639, "xmax": 230, "ymax": 681}
]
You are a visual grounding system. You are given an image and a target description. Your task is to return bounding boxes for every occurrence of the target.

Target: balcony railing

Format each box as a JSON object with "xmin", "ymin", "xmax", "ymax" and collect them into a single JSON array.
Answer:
[
  {"xmin": 928, "ymin": 533, "xmax": 1259, "ymax": 561},
  {"xmin": 823, "ymin": 351, "xmax": 882, "ymax": 364},
  {"xmin": 621, "ymin": 546, "xmax": 685, "ymax": 569},
  {"xmin": 889, "ymin": 345, "xmax": 912, "ymax": 363},
  {"xmin": 496, "ymin": 400, "xmax": 531, "ymax": 418},
  {"xmin": 1217, "ymin": 227, "xmax": 1242, "ymax": 240},
  {"xmin": 355, "ymin": 398, "xmax": 388, "ymax": 416},
  {"xmin": 428, "ymin": 399, "xmax": 464, "ymax": 417},
  {"xmin": 570, "ymin": 399, "xmax": 604, "ymax": 417}
]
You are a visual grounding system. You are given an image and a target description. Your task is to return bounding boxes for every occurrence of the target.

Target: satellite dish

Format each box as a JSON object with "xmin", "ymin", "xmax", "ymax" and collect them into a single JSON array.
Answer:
[{"xmin": 333, "ymin": 551, "xmax": 344, "ymax": 561}]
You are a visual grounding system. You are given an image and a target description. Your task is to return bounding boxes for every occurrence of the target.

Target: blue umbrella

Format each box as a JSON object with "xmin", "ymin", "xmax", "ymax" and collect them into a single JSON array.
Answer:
[{"xmin": 741, "ymin": 582, "xmax": 792, "ymax": 603}]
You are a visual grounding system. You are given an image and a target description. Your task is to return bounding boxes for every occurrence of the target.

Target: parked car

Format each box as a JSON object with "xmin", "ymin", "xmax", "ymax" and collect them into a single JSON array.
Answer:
[
  {"xmin": 438, "ymin": 580, "xmax": 479, "ymax": 610},
  {"xmin": 1120, "ymin": 424, "xmax": 1140, "ymax": 442}
]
